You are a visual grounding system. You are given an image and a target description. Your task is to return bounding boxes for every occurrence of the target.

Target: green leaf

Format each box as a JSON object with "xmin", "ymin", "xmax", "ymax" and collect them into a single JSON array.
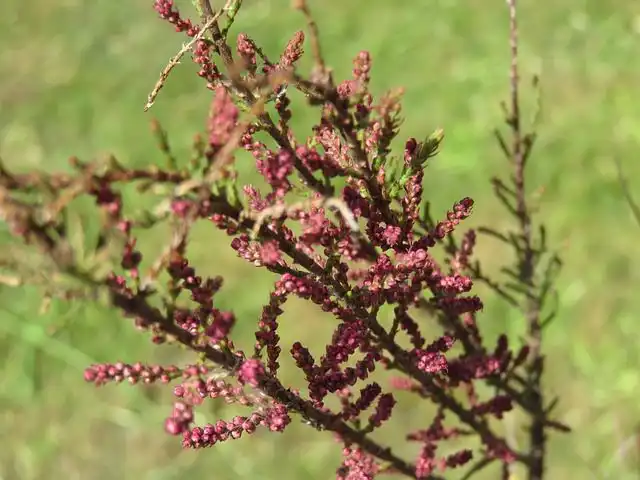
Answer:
[{"xmin": 411, "ymin": 127, "xmax": 444, "ymax": 168}]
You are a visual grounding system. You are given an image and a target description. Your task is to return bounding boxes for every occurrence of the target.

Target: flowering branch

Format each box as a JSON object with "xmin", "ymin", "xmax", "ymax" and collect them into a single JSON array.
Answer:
[{"xmin": 0, "ymin": 0, "xmax": 570, "ymax": 478}]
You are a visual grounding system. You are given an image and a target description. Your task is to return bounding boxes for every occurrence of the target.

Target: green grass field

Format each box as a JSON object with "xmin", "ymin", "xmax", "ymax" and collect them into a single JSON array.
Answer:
[{"xmin": 1, "ymin": 0, "xmax": 639, "ymax": 478}]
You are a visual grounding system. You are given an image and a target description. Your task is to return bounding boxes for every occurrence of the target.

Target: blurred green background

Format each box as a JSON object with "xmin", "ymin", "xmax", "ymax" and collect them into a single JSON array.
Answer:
[{"xmin": 1, "ymin": 0, "xmax": 639, "ymax": 479}]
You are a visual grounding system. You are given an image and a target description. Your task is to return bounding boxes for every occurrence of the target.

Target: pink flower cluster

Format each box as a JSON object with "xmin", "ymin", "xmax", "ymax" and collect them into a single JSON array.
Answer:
[{"xmin": 71, "ymin": 2, "xmax": 553, "ymax": 479}]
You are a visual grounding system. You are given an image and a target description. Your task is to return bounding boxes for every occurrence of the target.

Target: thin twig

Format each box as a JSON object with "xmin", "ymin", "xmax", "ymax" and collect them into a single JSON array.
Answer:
[
  {"xmin": 505, "ymin": 1, "xmax": 546, "ymax": 478},
  {"xmin": 249, "ymin": 197, "xmax": 360, "ymax": 239},
  {"xmin": 144, "ymin": 10, "xmax": 226, "ymax": 112},
  {"xmin": 292, "ymin": 0, "xmax": 325, "ymax": 72},
  {"xmin": 613, "ymin": 156, "xmax": 640, "ymax": 229},
  {"xmin": 200, "ymin": 0, "xmax": 235, "ymax": 68}
]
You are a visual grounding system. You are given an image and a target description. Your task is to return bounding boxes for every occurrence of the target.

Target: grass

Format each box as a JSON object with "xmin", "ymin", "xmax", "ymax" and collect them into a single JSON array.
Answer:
[{"xmin": 1, "ymin": 0, "xmax": 639, "ymax": 478}]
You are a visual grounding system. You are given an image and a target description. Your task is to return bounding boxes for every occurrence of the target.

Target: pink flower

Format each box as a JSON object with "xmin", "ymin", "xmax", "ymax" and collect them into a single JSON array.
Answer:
[{"xmin": 238, "ymin": 359, "xmax": 266, "ymax": 388}]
